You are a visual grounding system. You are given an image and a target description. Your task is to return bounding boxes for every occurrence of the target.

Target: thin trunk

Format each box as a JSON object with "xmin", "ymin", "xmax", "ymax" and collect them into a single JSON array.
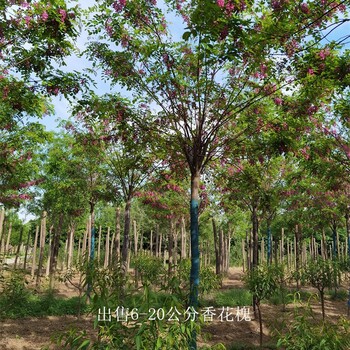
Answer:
[
  {"xmin": 212, "ymin": 218, "xmax": 220, "ymax": 276},
  {"xmin": 332, "ymin": 220, "xmax": 337, "ymax": 259},
  {"xmin": 50, "ymin": 215, "xmax": 63, "ymax": 289},
  {"xmin": 115, "ymin": 207, "xmax": 121, "ymax": 262},
  {"xmin": 281, "ymin": 228, "xmax": 284, "ymax": 263},
  {"xmin": 173, "ymin": 227, "xmax": 178, "ymax": 268},
  {"xmin": 97, "ymin": 225, "xmax": 102, "ymax": 265},
  {"xmin": 23, "ymin": 228, "xmax": 31, "ymax": 270},
  {"xmin": 158, "ymin": 230, "xmax": 162, "ymax": 258},
  {"xmin": 87, "ymin": 216, "xmax": 91, "ymax": 260},
  {"xmin": 46, "ymin": 232, "xmax": 52, "ymax": 277},
  {"xmin": 155, "ymin": 227, "xmax": 159, "ymax": 257},
  {"xmin": 322, "ymin": 228, "xmax": 327, "ymax": 260},
  {"xmin": 168, "ymin": 218, "xmax": 174, "ymax": 277},
  {"xmin": 31, "ymin": 226, "xmax": 39, "ymax": 278},
  {"xmin": 82, "ymin": 224, "xmax": 88, "ymax": 260},
  {"xmin": 346, "ymin": 209, "xmax": 350, "ymax": 259},
  {"xmin": 267, "ymin": 225, "xmax": 272, "ymax": 264},
  {"xmin": 5, "ymin": 222, "xmax": 12, "ymax": 255},
  {"xmin": 36, "ymin": 212, "xmax": 47, "ymax": 288},
  {"xmin": 0, "ymin": 208, "xmax": 5, "ymax": 256},
  {"xmin": 261, "ymin": 238, "xmax": 265, "ymax": 264},
  {"xmin": 14, "ymin": 226, "xmax": 23, "ymax": 269},
  {"xmin": 252, "ymin": 204, "xmax": 259, "ymax": 268},
  {"xmin": 219, "ymin": 229, "xmax": 224, "ymax": 273},
  {"xmin": 295, "ymin": 224, "xmax": 301, "ymax": 289},
  {"xmin": 67, "ymin": 224, "xmax": 75, "ymax": 269},
  {"xmin": 181, "ymin": 216, "xmax": 186, "ymax": 260},
  {"xmin": 242, "ymin": 239, "xmax": 246, "ymax": 272},
  {"xmin": 104, "ymin": 227, "xmax": 110, "ymax": 268},
  {"xmin": 122, "ymin": 198, "xmax": 132, "ymax": 274},
  {"xmin": 133, "ymin": 220, "xmax": 138, "ymax": 255},
  {"xmin": 150, "ymin": 230, "xmax": 153, "ymax": 255}
]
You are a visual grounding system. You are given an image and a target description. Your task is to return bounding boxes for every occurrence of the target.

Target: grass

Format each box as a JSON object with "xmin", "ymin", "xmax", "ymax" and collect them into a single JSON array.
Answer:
[
  {"xmin": 207, "ymin": 288, "xmax": 253, "ymax": 308},
  {"xmin": 0, "ymin": 290, "xmax": 87, "ymax": 319}
]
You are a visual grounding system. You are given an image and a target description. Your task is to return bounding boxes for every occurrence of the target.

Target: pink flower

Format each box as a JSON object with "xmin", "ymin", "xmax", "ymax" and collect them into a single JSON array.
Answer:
[
  {"xmin": 274, "ymin": 97, "xmax": 283, "ymax": 105},
  {"xmin": 41, "ymin": 11, "xmax": 49, "ymax": 21},
  {"xmin": 300, "ymin": 3, "xmax": 310, "ymax": 14},
  {"xmin": 112, "ymin": 0, "xmax": 126, "ymax": 12},
  {"xmin": 217, "ymin": 0, "xmax": 225, "ymax": 7},
  {"xmin": 307, "ymin": 68, "xmax": 314, "ymax": 75},
  {"xmin": 318, "ymin": 47, "xmax": 330, "ymax": 60},
  {"xmin": 25, "ymin": 15, "xmax": 31, "ymax": 27},
  {"xmin": 58, "ymin": 9, "xmax": 67, "ymax": 22}
]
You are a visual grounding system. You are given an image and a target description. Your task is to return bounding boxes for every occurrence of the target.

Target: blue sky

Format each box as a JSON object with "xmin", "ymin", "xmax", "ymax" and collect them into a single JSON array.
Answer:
[{"xmin": 37, "ymin": 1, "xmax": 350, "ymax": 132}]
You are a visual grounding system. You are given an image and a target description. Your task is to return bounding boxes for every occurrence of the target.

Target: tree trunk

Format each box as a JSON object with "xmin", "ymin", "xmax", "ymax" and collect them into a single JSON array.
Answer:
[
  {"xmin": 50, "ymin": 215, "xmax": 64, "ymax": 288},
  {"xmin": 281, "ymin": 228, "xmax": 284, "ymax": 263},
  {"xmin": 212, "ymin": 218, "xmax": 220, "ymax": 275},
  {"xmin": 155, "ymin": 227, "xmax": 159, "ymax": 257},
  {"xmin": 295, "ymin": 224, "xmax": 302, "ymax": 290},
  {"xmin": 90, "ymin": 208, "xmax": 96, "ymax": 263},
  {"xmin": 189, "ymin": 170, "xmax": 200, "ymax": 350},
  {"xmin": 173, "ymin": 225, "xmax": 178, "ymax": 268},
  {"xmin": 23, "ymin": 227, "xmax": 31, "ymax": 270},
  {"xmin": 46, "ymin": 231, "xmax": 52, "ymax": 277},
  {"xmin": 267, "ymin": 224, "xmax": 272, "ymax": 264},
  {"xmin": 31, "ymin": 225, "xmax": 39, "ymax": 278},
  {"xmin": 115, "ymin": 207, "xmax": 121, "ymax": 261},
  {"xmin": 346, "ymin": 209, "xmax": 350, "ymax": 259},
  {"xmin": 332, "ymin": 220, "xmax": 337, "ymax": 259},
  {"xmin": 67, "ymin": 224, "xmax": 75, "ymax": 269},
  {"xmin": 97, "ymin": 225, "xmax": 102, "ymax": 265},
  {"xmin": 181, "ymin": 216, "xmax": 186, "ymax": 260},
  {"xmin": 104, "ymin": 227, "xmax": 110, "ymax": 268},
  {"xmin": 5, "ymin": 222, "xmax": 12, "ymax": 255},
  {"xmin": 219, "ymin": 228, "xmax": 224, "ymax": 273},
  {"xmin": 122, "ymin": 198, "xmax": 132, "ymax": 273},
  {"xmin": 189, "ymin": 171, "xmax": 200, "ymax": 308},
  {"xmin": 168, "ymin": 218, "xmax": 174, "ymax": 277},
  {"xmin": 0, "ymin": 208, "xmax": 5, "ymax": 256},
  {"xmin": 252, "ymin": 204, "xmax": 259, "ymax": 269},
  {"xmin": 36, "ymin": 212, "xmax": 47, "ymax": 288},
  {"xmin": 14, "ymin": 225, "xmax": 23, "ymax": 269}
]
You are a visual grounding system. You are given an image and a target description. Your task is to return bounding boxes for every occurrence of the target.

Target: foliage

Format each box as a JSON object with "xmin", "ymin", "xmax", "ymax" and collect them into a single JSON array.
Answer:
[
  {"xmin": 277, "ymin": 304, "xmax": 350, "ymax": 349},
  {"xmin": 133, "ymin": 254, "xmax": 165, "ymax": 286},
  {"xmin": 52, "ymin": 271, "xmax": 200, "ymax": 349},
  {"xmin": 175, "ymin": 259, "xmax": 222, "ymax": 298},
  {"xmin": 243, "ymin": 264, "xmax": 279, "ymax": 304},
  {"xmin": 0, "ymin": 271, "xmax": 87, "ymax": 319}
]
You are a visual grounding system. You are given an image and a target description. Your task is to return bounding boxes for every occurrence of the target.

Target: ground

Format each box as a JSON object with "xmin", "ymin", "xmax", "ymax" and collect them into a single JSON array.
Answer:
[{"xmin": 0, "ymin": 267, "xmax": 348, "ymax": 350}]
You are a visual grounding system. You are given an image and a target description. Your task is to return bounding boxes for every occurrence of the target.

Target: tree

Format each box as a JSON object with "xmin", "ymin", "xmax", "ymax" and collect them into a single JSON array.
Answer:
[
  {"xmin": 0, "ymin": 0, "xmax": 87, "ymax": 206},
  {"xmin": 71, "ymin": 93, "xmax": 159, "ymax": 272},
  {"xmin": 84, "ymin": 1, "xmax": 350, "ymax": 347}
]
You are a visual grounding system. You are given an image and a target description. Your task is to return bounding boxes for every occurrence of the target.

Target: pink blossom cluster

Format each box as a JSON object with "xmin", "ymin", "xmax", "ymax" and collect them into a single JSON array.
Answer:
[
  {"xmin": 285, "ymin": 39, "xmax": 299, "ymax": 57},
  {"xmin": 274, "ymin": 97, "xmax": 283, "ymax": 105},
  {"xmin": 300, "ymin": 146, "xmax": 310, "ymax": 160},
  {"xmin": 318, "ymin": 47, "xmax": 331, "ymax": 60},
  {"xmin": 112, "ymin": 0, "xmax": 126, "ymax": 13},
  {"xmin": 300, "ymin": 2, "xmax": 310, "ymax": 14},
  {"xmin": 164, "ymin": 183, "xmax": 182, "ymax": 192},
  {"xmin": 271, "ymin": 0, "xmax": 290, "ymax": 11},
  {"xmin": 17, "ymin": 179, "xmax": 43, "ymax": 189},
  {"xmin": 58, "ymin": 8, "xmax": 67, "ymax": 22},
  {"xmin": 307, "ymin": 105, "xmax": 318, "ymax": 115}
]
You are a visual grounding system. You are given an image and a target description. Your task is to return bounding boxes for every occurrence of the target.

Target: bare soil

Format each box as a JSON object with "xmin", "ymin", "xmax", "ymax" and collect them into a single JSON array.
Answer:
[{"xmin": 0, "ymin": 267, "xmax": 349, "ymax": 350}]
